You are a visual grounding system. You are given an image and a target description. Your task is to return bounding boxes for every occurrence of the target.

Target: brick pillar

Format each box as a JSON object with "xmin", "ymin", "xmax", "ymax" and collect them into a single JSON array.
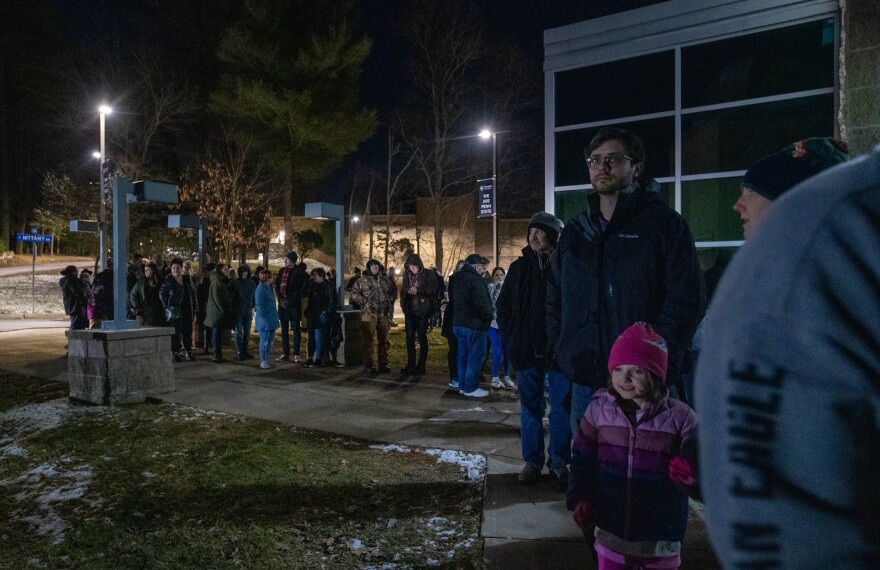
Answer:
[
  {"xmin": 67, "ymin": 327, "xmax": 176, "ymax": 405},
  {"xmin": 841, "ymin": 0, "xmax": 880, "ymax": 154}
]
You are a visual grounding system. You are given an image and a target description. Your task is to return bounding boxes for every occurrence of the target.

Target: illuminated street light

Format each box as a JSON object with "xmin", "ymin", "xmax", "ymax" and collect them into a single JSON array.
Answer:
[
  {"xmin": 479, "ymin": 127, "xmax": 499, "ymax": 265},
  {"xmin": 92, "ymin": 151, "xmax": 101, "ymax": 159},
  {"xmin": 98, "ymin": 105, "xmax": 113, "ymax": 271}
]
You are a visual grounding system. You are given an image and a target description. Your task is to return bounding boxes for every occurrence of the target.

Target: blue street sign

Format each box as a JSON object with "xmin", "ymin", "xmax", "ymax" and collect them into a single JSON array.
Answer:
[
  {"xmin": 16, "ymin": 233, "xmax": 53, "ymax": 243},
  {"xmin": 478, "ymin": 178, "xmax": 495, "ymax": 218}
]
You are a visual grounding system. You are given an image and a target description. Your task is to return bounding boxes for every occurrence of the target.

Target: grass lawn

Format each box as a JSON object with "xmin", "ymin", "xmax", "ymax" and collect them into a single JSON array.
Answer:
[{"xmin": 0, "ymin": 370, "xmax": 485, "ymax": 569}]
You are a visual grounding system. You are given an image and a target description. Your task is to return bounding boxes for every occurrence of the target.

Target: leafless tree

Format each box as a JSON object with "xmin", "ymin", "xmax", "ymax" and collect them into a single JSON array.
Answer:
[{"xmin": 398, "ymin": 0, "xmax": 487, "ymax": 271}]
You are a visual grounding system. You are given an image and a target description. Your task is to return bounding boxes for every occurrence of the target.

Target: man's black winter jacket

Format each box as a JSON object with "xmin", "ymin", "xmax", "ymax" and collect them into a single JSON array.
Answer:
[{"xmin": 546, "ymin": 187, "xmax": 704, "ymax": 388}]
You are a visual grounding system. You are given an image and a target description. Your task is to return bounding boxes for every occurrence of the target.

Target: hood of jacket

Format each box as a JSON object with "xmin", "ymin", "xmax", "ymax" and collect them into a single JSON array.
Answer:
[
  {"xmin": 365, "ymin": 259, "xmax": 381, "ymax": 276},
  {"xmin": 403, "ymin": 253, "xmax": 424, "ymax": 271}
]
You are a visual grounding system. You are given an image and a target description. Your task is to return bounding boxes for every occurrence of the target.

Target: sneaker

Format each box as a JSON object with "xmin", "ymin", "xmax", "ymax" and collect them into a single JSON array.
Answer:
[
  {"xmin": 462, "ymin": 388, "xmax": 489, "ymax": 398},
  {"xmin": 260, "ymin": 361, "xmax": 272, "ymax": 369},
  {"xmin": 550, "ymin": 466, "xmax": 570, "ymax": 488},
  {"xmin": 503, "ymin": 376, "xmax": 516, "ymax": 389},
  {"xmin": 491, "ymin": 377, "xmax": 504, "ymax": 389},
  {"xmin": 518, "ymin": 463, "xmax": 542, "ymax": 485},
  {"xmin": 293, "ymin": 355, "xmax": 300, "ymax": 363},
  {"xmin": 448, "ymin": 379, "xmax": 460, "ymax": 389},
  {"xmin": 276, "ymin": 355, "xmax": 289, "ymax": 362}
]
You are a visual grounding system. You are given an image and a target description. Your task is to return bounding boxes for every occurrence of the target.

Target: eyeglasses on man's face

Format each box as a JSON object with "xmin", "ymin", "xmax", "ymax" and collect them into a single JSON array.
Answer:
[{"xmin": 585, "ymin": 153, "xmax": 634, "ymax": 170}]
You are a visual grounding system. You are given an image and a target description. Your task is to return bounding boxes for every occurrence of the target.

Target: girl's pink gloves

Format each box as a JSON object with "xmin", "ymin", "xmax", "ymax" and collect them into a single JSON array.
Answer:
[{"xmin": 669, "ymin": 456, "xmax": 695, "ymax": 486}]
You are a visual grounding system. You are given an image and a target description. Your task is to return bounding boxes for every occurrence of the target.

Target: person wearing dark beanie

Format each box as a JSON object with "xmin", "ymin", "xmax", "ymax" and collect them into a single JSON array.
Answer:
[
  {"xmin": 527, "ymin": 211, "xmax": 563, "ymax": 248},
  {"xmin": 496, "ymin": 210, "xmax": 573, "ymax": 485},
  {"xmin": 734, "ymin": 137, "xmax": 849, "ymax": 239}
]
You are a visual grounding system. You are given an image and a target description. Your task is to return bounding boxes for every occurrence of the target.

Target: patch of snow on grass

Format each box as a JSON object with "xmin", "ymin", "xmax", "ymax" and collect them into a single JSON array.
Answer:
[
  {"xmin": 424, "ymin": 449, "xmax": 486, "ymax": 482},
  {"xmin": 2, "ymin": 462, "xmax": 98, "ymax": 544},
  {"xmin": 369, "ymin": 444, "xmax": 411, "ymax": 453},
  {"xmin": 1, "ymin": 443, "xmax": 28, "ymax": 459},
  {"xmin": 0, "ymin": 398, "xmax": 106, "ymax": 440},
  {"xmin": 347, "ymin": 538, "xmax": 364, "ymax": 551}
]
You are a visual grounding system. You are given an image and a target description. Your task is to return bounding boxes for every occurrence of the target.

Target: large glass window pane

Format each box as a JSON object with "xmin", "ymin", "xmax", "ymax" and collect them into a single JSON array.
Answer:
[
  {"xmin": 555, "ymin": 190, "xmax": 587, "ymax": 224},
  {"xmin": 556, "ymin": 67, "xmax": 590, "ymax": 127},
  {"xmin": 682, "ymin": 19, "xmax": 835, "ymax": 108},
  {"xmin": 682, "ymin": 178, "xmax": 743, "ymax": 242},
  {"xmin": 681, "ymin": 94, "xmax": 834, "ymax": 175},
  {"xmin": 555, "ymin": 51, "xmax": 674, "ymax": 126},
  {"xmin": 697, "ymin": 247, "xmax": 738, "ymax": 301},
  {"xmin": 555, "ymin": 117, "xmax": 675, "ymax": 187}
]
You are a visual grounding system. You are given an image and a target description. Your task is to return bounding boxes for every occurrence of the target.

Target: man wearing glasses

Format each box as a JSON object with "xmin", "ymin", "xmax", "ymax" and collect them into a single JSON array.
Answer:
[{"xmin": 547, "ymin": 127, "xmax": 704, "ymax": 435}]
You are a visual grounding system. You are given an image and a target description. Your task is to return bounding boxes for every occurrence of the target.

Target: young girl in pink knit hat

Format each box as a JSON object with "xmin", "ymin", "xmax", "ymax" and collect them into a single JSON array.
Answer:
[{"xmin": 567, "ymin": 322, "xmax": 699, "ymax": 570}]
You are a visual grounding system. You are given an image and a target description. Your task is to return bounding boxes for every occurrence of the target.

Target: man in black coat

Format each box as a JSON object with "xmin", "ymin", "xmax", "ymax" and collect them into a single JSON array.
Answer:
[
  {"xmin": 274, "ymin": 252, "xmax": 308, "ymax": 363},
  {"xmin": 60, "ymin": 265, "xmax": 88, "ymax": 331},
  {"xmin": 452, "ymin": 254, "xmax": 493, "ymax": 398},
  {"xmin": 547, "ymin": 127, "xmax": 704, "ymax": 434},
  {"xmin": 497, "ymin": 212, "xmax": 570, "ymax": 485}
]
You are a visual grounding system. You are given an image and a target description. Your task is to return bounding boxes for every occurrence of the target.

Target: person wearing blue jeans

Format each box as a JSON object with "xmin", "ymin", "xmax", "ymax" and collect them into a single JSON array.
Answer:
[
  {"xmin": 274, "ymin": 253, "xmax": 307, "ymax": 363},
  {"xmin": 254, "ymin": 269, "xmax": 279, "ymax": 369},
  {"xmin": 569, "ymin": 383, "xmax": 594, "ymax": 436},
  {"xmin": 303, "ymin": 267, "xmax": 337, "ymax": 367},
  {"xmin": 497, "ymin": 211, "xmax": 572, "ymax": 486},
  {"xmin": 518, "ymin": 366, "xmax": 572, "ymax": 475},
  {"xmin": 451, "ymin": 254, "xmax": 493, "ymax": 398},
  {"xmin": 453, "ymin": 325, "xmax": 488, "ymax": 394}
]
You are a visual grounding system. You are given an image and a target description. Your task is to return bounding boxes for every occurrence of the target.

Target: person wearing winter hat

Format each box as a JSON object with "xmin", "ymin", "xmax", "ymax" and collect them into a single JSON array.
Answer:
[
  {"xmin": 231, "ymin": 264, "xmax": 257, "ymax": 360},
  {"xmin": 349, "ymin": 259, "xmax": 396, "ymax": 373},
  {"xmin": 548, "ymin": 127, "xmax": 704, "ymax": 435},
  {"xmin": 400, "ymin": 253, "xmax": 438, "ymax": 376},
  {"xmin": 568, "ymin": 322, "xmax": 699, "ymax": 570},
  {"xmin": 452, "ymin": 253, "xmax": 493, "ymax": 398},
  {"xmin": 497, "ymin": 211, "xmax": 572, "ymax": 485},
  {"xmin": 274, "ymin": 252, "xmax": 308, "ymax": 363},
  {"xmin": 734, "ymin": 137, "xmax": 849, "ymax": 239}
]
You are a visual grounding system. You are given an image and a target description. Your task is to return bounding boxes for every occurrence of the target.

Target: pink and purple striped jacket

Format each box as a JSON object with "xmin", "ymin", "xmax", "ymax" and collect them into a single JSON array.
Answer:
[{"xmin": 567, "ymin": 388, "xmax": 698, "ymax": 543}]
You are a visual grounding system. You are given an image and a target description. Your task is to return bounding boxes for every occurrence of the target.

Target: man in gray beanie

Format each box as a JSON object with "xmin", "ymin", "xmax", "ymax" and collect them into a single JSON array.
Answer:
[{"xmin": 497, "ymin": 211, "xmax": 571, "ymax": 485}]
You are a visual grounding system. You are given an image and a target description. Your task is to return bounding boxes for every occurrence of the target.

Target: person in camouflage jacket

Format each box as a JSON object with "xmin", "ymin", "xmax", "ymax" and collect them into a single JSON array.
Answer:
[{"xmin": 349, "ymin": 259, "xmax": 396, "ymax": 373}]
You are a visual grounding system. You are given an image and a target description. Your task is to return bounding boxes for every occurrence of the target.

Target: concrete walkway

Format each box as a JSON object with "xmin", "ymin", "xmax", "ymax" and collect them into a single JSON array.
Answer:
[{"xmin": 0, "ymin": 324, "xmax": 721, "ymax": 569}]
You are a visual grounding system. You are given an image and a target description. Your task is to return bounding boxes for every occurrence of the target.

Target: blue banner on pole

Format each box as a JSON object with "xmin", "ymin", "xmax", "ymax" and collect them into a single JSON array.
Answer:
[
  {"xmin": 478, "ymin": 178, "xmax": 495, "ymax": 218},
  {"xmin": 16, "ymin": 233, "xmax": 52, "ymax": 243},
  {"xmin": 102, "ymin": 159, "xmax": 112, "ymax": 202}
]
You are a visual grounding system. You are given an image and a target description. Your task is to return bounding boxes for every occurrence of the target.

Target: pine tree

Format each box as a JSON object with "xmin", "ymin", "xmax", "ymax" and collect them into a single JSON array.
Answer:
[{"xmin": 210, "ymin": 0, "xmax": 376, "ymax": 250}]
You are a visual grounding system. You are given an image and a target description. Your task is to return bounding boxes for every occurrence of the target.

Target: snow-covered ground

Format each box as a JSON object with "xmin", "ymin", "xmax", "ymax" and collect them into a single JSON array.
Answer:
[{"xmin": 0, "ymin": 274, "xmax": 66, "ymax": 315}]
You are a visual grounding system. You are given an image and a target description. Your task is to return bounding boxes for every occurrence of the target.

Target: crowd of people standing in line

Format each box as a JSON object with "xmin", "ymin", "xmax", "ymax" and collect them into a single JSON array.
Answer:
[{"xmin": 58, "ymin": 126, "xmax": 874, "ymax": 569}]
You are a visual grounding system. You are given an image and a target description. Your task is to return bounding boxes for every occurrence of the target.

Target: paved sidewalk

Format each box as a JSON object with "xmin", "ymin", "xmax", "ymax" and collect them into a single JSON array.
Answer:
[{"xmin": 0, "ymin": 326, "xmax": 720, "ymax": 569}]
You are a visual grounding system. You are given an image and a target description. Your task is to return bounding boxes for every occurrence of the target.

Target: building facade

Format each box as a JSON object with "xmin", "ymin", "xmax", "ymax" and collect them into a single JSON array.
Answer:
[{"xmin": 544, "ymin": 0, "xmax": 879, "ymax": 282}]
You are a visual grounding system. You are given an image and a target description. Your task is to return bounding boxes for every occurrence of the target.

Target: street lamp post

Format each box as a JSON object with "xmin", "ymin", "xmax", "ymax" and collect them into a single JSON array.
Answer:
[
  {"xmin": 349, "ymin": 216, "xmax": 360, "ymax": 271},
  {"xmin": 98, "ymin": 105, "xmax": 112, "ymax": 272},
  {"xmin": 479, "ymin": 129, "xmax": 499, "ymax": 266}
]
